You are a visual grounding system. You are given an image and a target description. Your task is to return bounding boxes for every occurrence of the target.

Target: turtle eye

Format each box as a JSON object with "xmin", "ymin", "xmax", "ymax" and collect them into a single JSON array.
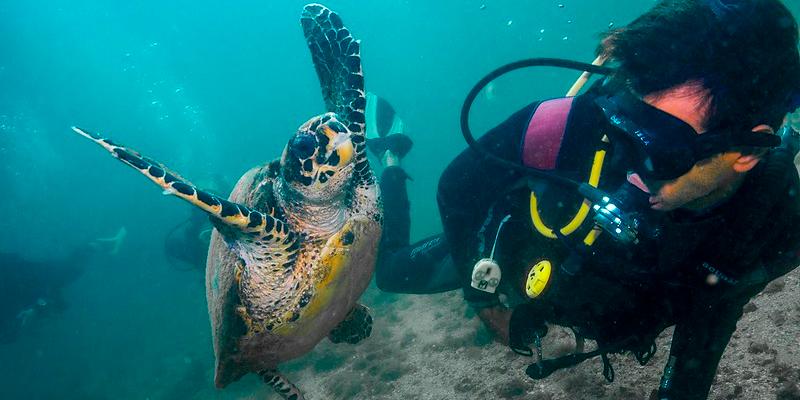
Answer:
[{"xmin": 289, "ymin": 134, "xmax": 317, "ymax": 160}]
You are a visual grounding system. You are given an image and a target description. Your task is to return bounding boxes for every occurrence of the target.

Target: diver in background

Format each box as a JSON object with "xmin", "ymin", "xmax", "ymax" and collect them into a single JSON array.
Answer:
[
  {"xmin": 164, "ymin": 208, "xmax": 213, "ymax": 272},
  {"xmin": 0, "ymin": 228, "xmax": 125, "ymax": 344},
  {"xmin": 373, "ymin": 1, "xmax": 800, "ymax": 398}
]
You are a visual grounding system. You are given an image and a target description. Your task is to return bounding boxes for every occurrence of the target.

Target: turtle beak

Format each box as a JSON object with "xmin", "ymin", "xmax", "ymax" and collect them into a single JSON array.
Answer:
[{"xmin": 321, "ymin": 125, "xmax": 354, "ymax": 166}]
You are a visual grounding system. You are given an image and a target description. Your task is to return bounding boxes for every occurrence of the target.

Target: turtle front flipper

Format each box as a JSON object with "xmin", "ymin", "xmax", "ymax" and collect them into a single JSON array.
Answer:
[
  {"xmin": 328, "ymin": 304, "xmax": 373, "ymax": 344},
  {"xmin": 301, "ymin": 4, "xmax": 372, "ymax": 184},
  {"xmin": 301, "ymin": 4, "xmax": 365, "ymax": 136},
  {"xmin": 259, "ymin": 369, "xmax": 304, "ymax": 400},
  {"xmin": 71, "ymin": 127, "xmax": 293, "ymax": 241},
  {"xmin": 302, "ymin": 3, "xmax": 376, "ymax": 190}
]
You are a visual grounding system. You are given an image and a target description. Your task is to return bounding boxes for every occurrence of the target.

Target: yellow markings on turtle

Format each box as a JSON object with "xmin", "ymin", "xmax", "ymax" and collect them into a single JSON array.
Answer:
[
  {"xmin": 526, "ymin": 260, "xmax": 552, "ymax": 299},
  {"xmin": 265, "ymin": 315, "xmax": 294, "ymax": 336},
  {"xmin": 334, "ymin": 140, "xmax": 354, "ymax": 166},
  {"xmin": 299, "ymin": 224, "xmax": 355, "ymax": 320},
  {"xmin": 207, "ymin": 203, "xmax": 222, "ymax": 215},
  {"xmin": 165, "ymin": 188, "xmax": 255, "ymax": 231},
  {"xmin": 317, "ymin": 233, "xmax": 351, "ymax": 288},
  {"xmin": 321, "ymin": 125, "xmax": 337, "ymax": 138},
  {"xmin": 237, "ymin": 305, "xmax": 263, "ymax": 335},
  {"xmin": 321, "ymin": 124, "xmax": 354, "ymax": 166},
  {"xmin": 234, "ymin": 265, "xmax": 242, "ymax": 285},
  {"xmin": 220, "ymin": 213, "xmax": 250, "ymax": 228},
  {"xmin": 282, "ymin": 310, "xmax": 295, "ymax": 322},
  {"xmin": 271, "ymin": 321, "xmax": 292, "ymax": 336}
]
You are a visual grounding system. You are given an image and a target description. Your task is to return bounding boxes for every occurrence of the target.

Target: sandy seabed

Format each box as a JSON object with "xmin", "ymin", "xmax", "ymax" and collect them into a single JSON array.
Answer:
[{"xmin": 186, "ymin": 268, "xmax": 799, "ymax": 400}]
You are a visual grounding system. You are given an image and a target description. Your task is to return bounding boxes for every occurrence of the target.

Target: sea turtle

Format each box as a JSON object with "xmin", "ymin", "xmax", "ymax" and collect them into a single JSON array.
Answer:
[{"xmin": 72, "ymin": 4, "xmax": 380, "ymax": 399}]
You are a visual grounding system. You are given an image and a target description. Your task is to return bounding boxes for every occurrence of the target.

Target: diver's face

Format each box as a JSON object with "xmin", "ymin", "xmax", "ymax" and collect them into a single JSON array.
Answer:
[
  {"xmin": 280, "ymin": 113, "xmax": 355, "ymax": 201},
  {"xmin": 628, "ymin": 153, "xmax": 742, "ymax": 211},
  {"xmin": 626, "ymin": 85, "xmax": 765, "ymax": 211}
]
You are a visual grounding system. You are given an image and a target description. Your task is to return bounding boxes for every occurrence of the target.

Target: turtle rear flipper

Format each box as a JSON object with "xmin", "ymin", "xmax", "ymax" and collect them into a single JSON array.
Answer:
[
  {"xmin": 71, "ymin": 127, "xmax": 296, "ymax": 244},
  {"xmin": 259, "ymin": 369, "xmax": 304, "ymax": 400},
  {"xmin": 328, "ymin": 303, "xmax": 373, "ymax": 344}
]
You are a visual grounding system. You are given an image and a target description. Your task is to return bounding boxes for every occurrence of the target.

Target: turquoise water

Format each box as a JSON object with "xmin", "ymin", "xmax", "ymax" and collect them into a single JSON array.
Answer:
[{"xmin": 1, "ymin": 1, "xmax": 799, "ymax": 399}]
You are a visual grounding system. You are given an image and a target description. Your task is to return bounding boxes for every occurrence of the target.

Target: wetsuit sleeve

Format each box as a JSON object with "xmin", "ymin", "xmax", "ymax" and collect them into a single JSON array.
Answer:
[
  {"xmin": 657, "ymin": 290, "xmax": 755, "ymax": 400},
  {"xmin": 376, "ymin": 233, "xmax": 461, "ymax": 294},
  {"xmin": 375, "ymin": 165, "xmax": 462, "ymax": 294},
  {"xmin": 378, "ymin": 166, "xmax": 412, "ymax": 254},
  {"xmin": 437, "ymin": 103, "xmax": 538, "ymax": 306},
  {"xmin": 660, "ymin": 194, "xmax": 800, "ymax": 399},
  {"xmin": 758, "ymin": 197, "xmax": 800, "ymax": 280}
]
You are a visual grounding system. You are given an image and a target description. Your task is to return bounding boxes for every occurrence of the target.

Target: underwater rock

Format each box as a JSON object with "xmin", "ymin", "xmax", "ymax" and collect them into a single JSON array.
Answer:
[
  {"xmin": 764, "ymin": 278, "xmax": 786, "ymax": 294},
  {"xmin": 747, "ymin": 341, "xmax": 770, "ymax": 354}
]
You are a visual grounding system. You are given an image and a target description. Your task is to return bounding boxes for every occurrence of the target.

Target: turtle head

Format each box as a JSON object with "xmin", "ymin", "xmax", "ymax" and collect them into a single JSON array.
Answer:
[{"xmin": 280, "ymin": 112, "xmax": 356, "ymax": 202}]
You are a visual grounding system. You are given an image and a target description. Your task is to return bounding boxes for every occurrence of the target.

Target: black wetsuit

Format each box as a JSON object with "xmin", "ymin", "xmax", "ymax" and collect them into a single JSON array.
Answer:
[
  {"xmin": 164, "ymin": 209, "xmax": 211, "ymax": 271},
  {"xmin": 380, "ymin": 89, "xmax": 800, "ymax": 399},
  {"xmin": 375, "ymin": 166, "xmax": 461, "ymax": 294}
]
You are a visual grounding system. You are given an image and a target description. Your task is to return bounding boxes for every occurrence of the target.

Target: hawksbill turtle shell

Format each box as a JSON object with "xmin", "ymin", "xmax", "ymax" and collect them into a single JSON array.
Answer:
[{"xmin": 72, "ymin": 4, "xmax": 381, "ymax": 399}]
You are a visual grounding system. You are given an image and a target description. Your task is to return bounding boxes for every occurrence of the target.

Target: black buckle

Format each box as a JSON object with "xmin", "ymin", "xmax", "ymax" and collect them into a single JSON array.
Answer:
[
  {"xmin": 508, "ymin": 305, "xmax": 548, "ymax": 357},
  {"xmin": 601, "ymin": 353, "xmax": 615, "ymax": 382},
  {"xmin": 634, "ymin": 342, "xmax": 658, "ymax": 366}
]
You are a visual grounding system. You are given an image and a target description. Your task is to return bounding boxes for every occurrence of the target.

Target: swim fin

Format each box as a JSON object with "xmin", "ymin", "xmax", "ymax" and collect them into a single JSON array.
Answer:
[
  {"xmin": 365, "ymin": 92, "xmax": 404, "ymax": 140},
  {"xmin": 364, "ymin": 92, "xmax": 413, "ymax": 165},
  {"xmin": 93, "ymin": 226, "xmax": 127, "ymax": 255}
]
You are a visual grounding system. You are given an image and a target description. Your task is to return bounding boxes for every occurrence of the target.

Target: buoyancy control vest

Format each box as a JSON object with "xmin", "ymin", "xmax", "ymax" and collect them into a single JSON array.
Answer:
[{"xmin": 509, "ymin": 89, "xmax": 800, "ymax": 382}]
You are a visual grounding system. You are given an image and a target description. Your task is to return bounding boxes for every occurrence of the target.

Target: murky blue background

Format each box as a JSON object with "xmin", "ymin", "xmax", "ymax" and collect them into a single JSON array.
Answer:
[{"xmin": 1, "ymin": 1, "xmax": 798, "ymax": 398}]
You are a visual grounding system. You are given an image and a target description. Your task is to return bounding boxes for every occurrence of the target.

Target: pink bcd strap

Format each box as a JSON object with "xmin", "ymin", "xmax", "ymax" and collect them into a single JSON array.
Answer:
[{"xmin": 522, "ymin": 97, "xmax": 575, "ymax": 170}]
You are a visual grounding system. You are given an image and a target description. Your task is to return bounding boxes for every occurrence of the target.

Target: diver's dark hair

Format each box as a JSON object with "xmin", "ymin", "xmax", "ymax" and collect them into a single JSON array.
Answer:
[{"xmin": 603, "ymin": 0, "xmax": 800, "ymax": 131}]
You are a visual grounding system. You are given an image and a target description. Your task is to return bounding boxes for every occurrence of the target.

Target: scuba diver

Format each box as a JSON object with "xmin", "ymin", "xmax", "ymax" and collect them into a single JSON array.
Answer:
[
  {"xmin": 377, "ymin": 1, "xmax": 800, "ymax": 399},
  {"xmin": 164, "ymin": 208, "xmax": 214, "ymax": 271},
  {"xmin": 439, "ymin": 0, "xmax": 800, "ymax": 398},
  {"xmin": 0, "ymin": 228, "xmax": 126, "ymax": 344},
  {"xmin": 364, "ymin": 92, "xmax": 465, "ymax": 294}
]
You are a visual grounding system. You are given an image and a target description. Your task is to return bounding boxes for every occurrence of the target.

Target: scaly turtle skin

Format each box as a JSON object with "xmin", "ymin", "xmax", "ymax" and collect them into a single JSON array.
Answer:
[{"xmin": 72, "ymin": 4, "xmax": 380, "ymax": 399}]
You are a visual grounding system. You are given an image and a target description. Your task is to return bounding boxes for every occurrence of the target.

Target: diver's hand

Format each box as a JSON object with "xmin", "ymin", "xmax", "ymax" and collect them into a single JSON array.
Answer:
[{"xmin": 477, "ymin": 306, "xmax": 512, "ymax": 345}]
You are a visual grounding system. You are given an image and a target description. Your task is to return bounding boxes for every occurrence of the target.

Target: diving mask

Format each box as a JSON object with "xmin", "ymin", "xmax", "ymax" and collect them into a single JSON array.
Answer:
[{"xmin": 595, "ymin": 91, "xmax": 781, "ymax": 181}]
